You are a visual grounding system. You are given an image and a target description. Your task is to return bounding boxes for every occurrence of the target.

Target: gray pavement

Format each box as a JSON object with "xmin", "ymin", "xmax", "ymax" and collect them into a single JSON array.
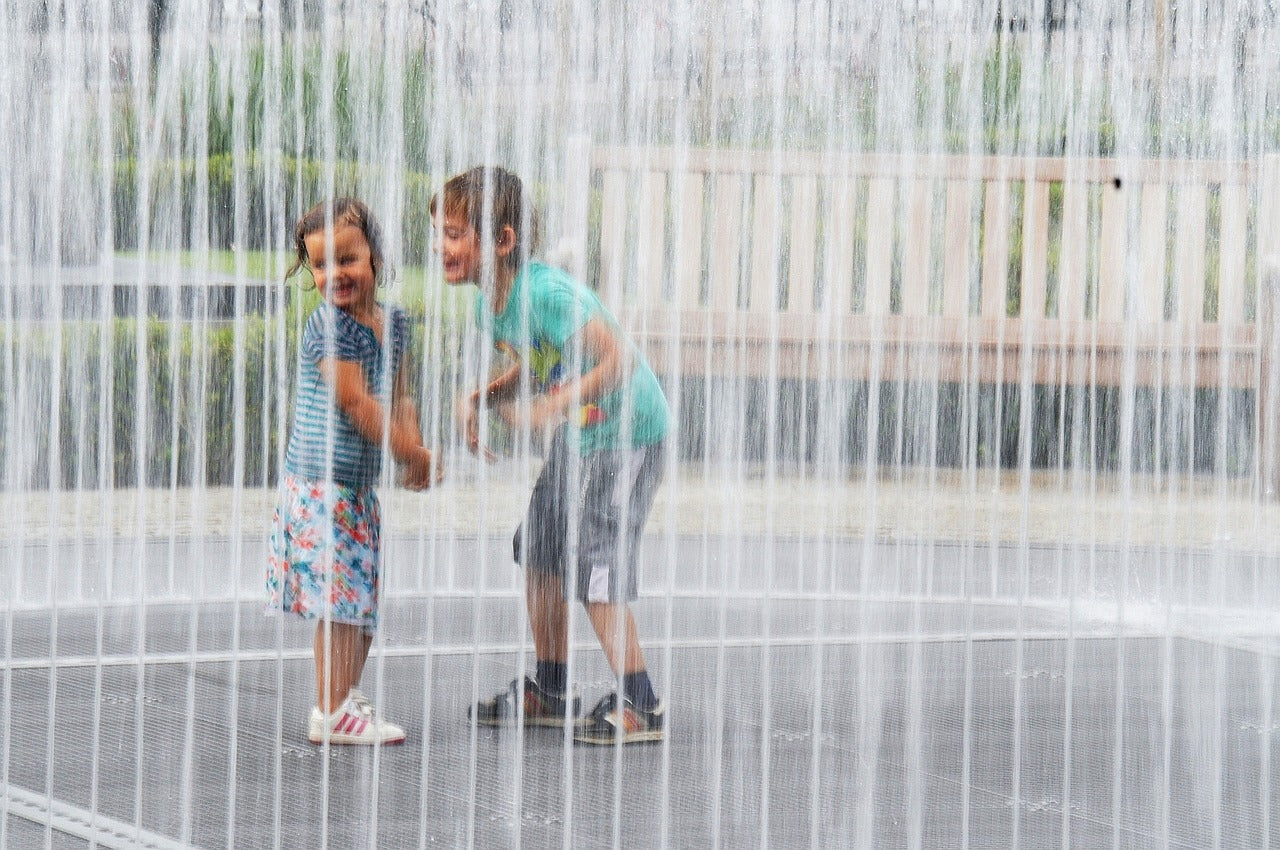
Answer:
[
  {"xmin": 4, "ymin": 469, "xmax": 1280, "ymax": 848},
  {"xmin": 4, "ymin": 590, "xmax": 1279, "ymax": 848},
  {"xmin": 1, "ymin": 461, "xmax": 1277, "ymax": 552}
]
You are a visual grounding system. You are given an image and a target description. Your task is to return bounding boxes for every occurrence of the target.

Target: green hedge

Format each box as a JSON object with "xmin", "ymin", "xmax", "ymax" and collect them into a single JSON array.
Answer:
[
  {"xmin": 1, "ymin": 315, "xmax": 462, "ymax": 490},
  {"xmin": 112, "ymin": 155, "xmax": 443, "ymax": 262}
]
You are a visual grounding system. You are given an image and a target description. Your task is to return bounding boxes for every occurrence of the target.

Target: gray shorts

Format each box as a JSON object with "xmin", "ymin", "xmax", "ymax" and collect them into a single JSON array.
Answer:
[{"xmin": 513, "ymin": 426, "xmax": 666, "ymax": 603}]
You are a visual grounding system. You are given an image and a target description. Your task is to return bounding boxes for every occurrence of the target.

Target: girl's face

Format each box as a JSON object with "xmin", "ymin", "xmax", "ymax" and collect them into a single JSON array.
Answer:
[
  {"xmin": 432, "ymin": 210, "xmax": 484, "ymax": 285},
  {"xmin": 304, "ymin": 223, "xmax": 378, "ymax": 314}
]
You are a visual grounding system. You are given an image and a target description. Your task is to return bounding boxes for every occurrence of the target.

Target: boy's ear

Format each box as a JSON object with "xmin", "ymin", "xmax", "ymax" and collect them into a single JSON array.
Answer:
[{"xmin": 495, "ymin": 225, "xmax": 517, "ymax": 259}]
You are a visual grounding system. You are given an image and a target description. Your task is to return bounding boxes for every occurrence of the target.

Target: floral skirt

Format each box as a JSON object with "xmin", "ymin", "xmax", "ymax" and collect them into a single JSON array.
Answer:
[{"xmin": 266, "ymin": 472, "xmax": 381, "ymax": 633}]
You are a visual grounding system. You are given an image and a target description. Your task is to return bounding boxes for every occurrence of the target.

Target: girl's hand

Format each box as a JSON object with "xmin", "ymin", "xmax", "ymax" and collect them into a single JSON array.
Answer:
[{"xmin": 402, "ymin": 447, "xmax": 442, "ymax": 490}]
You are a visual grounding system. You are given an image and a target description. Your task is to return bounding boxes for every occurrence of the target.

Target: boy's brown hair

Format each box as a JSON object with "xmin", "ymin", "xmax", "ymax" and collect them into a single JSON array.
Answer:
[
  {"xmin": 286, "ymin": 197, "xmax": 387, "ymax": 283},
  {"xmin": 430, "ymin": 166, "xmax": 540, "ymax": 270}
]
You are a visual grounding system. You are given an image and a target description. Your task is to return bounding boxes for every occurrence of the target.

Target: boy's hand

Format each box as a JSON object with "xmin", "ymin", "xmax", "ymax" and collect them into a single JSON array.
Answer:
[
  {"xmin": 497, "ymin": 394, "xmax": 564, "ymax": 431},
  {"xmin": 455, "ymin": 392, "xmax": 496, "ymax": 462},
  {"xmin": 402, "ymin": 447, "xmax": 442, "ymax": 490}
]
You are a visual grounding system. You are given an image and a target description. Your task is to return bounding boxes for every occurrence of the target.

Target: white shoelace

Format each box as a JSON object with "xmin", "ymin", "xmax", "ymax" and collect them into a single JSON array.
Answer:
[{"xmin": 347, "ymin": 689, "xmax": 375, "ymax": 718}]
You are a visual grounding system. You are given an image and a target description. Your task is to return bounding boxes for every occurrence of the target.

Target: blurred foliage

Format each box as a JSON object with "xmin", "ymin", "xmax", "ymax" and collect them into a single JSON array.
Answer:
[
  {"xmin": 66, "ymin": 35, "xmax": 1270, "ymax": 484},
  {"xmin": 110, "ymin": 38, "xmax": 1275, "ymax": 182},
  {"xmin": 111, "ymin": 154, "xmax": 443, "ymax": 262},
  {"xmin": 0, "ymin": 313, "xmax": 467, "ymax": 490}
]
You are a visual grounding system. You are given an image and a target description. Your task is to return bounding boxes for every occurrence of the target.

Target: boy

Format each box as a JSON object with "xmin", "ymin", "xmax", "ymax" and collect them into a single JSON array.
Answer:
[{"xmin": 432, "ymin": 166, "xmax": 669, "ymax": 744}]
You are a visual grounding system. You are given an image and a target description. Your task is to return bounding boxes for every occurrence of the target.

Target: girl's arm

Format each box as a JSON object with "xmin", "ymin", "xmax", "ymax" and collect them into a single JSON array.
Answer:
[
  {"xmin": 390, "ymin": 364, "xmax": 440, "ymax": 488},
  {"xmin": 320, "ymin": 357, "xmax": 429, "ymax": 466},
  {"xmin": 390, "ymin": 362, "xmax": 422, "ymax": 437}
]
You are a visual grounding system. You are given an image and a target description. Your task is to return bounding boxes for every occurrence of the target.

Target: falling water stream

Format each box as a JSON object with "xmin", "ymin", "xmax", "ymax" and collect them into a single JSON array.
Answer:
[{"xmin": 3, "ymin": 1, "xmax": 1280, "ymax": 848}]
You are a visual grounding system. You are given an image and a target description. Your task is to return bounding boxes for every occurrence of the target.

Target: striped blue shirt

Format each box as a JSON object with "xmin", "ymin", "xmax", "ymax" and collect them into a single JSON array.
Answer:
[{"xmin": 283, "ymin": 302, "xmax": 409, "ymax": 487}]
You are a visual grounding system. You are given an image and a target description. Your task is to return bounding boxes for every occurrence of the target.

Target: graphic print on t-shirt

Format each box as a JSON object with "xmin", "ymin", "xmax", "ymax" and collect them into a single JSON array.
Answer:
[{"xmin": 499, "ymin": 338, "xmax": 605, "ymax": 427}]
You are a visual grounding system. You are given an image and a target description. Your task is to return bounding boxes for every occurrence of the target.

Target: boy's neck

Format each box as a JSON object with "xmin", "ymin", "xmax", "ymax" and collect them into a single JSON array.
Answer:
[{"xmin": 489, "ymin": 263, "xmax": 520, "ymax": 315}]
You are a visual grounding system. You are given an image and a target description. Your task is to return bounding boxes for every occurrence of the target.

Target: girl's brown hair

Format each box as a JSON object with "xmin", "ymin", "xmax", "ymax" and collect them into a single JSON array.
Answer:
[
  {"xmin": 286, "ymin": 197, "xmax": 387, "ymax": 284},
  {"xmin": 430, "ymin": 166, "xmax": 539, "ymax": 269}
]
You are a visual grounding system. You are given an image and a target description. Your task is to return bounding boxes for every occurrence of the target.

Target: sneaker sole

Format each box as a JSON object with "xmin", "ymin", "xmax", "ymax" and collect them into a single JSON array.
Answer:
[
  {"xmin": 573, "ymin": 729, "xmax": 664, "ymax": 745},
  {"xmin": 308, "ymin": 733, "xmax": 406, "ymax": 746},
  {"xmin": 472, "ymin": 715, "xmax": 577, "ymax": 729}
]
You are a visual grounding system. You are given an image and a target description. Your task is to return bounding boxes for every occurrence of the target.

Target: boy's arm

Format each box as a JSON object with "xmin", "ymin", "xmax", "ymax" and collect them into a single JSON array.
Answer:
[
  {"xmin": 455, "ymin": 362, "xmax": 522, "ymax": 459},
  {"xmin": 457, "ymin": 361, "xmax": 523, "ymax": 421},
  {"xmin": 503, "ymin": 316, "xmax": 628, "ymax": 429},
  {"xmin": 468, "ymin": 361, "xmax": 523, "ymax": 407}
]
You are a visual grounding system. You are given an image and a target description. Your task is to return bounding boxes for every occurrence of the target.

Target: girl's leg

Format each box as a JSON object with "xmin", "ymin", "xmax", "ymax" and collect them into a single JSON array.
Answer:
[
  {"xmin": 314, "ymin": 621, "xmax": 368, "ymax": 713},
  {"xmin": 351, "ymin": 631, "xmax": 373, "ymax": 688}
]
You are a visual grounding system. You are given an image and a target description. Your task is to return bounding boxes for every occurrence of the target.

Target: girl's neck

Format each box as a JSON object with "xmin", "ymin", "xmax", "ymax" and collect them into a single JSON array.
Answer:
[{"xmin": 340, "ymin": 298, "xmax": 381, "ymax": 331}]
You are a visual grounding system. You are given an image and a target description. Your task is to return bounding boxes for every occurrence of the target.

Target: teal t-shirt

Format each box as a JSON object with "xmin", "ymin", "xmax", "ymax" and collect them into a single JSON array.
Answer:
[{"xmin": 475, "ymin": 262, "xmax": 669, "ymax": 453}]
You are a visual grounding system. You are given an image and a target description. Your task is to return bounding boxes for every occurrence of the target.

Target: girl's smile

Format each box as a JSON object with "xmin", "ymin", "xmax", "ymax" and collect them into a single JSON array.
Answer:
[{"xmin": 305, "ymin": 223, "xmax": 379, "ymax": 318}]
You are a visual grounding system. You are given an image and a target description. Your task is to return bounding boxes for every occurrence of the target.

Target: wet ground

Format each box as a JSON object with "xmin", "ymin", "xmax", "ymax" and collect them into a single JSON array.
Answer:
[
  {"xmin": 4, "ymin": 530, "xmax": 1280, "ymax": 849},
  {"xmin": 3, "ymin": 467, "xmax": 1280, "ymax": 848}
]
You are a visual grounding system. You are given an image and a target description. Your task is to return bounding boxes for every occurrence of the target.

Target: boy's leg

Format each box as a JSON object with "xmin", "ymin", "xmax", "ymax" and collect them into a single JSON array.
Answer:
[
  {"xmin": 585, "ymin": 600, "xmax": 659, "ymax": 711},
  {"xmin": 575, "ymin": 598, "xmax": 663, "ymax": 744},
  {"xmin": 510, "ymin": 427, "xmax": 576, "ymax": 704},
  {"xmin": 572, "ymin": 442, "xmax": 666, "ymax": 744},
  {"xmin": 584, "ymin": 601, "xmax": 647, "ymax": 674},
  {"xmin": 527, "ymin": 566, "xmax": 569, "ymax": 663},
  {"xmin": 577, "ymin": 440, "xmax": 663, "ymax": 684},
  {"xmin": 470, "ymin": 572, "xmax": 578, "ymax": 725},
  {"xmin": 470, "ymin": 428, "xmax": 580, "ymax": 726}
]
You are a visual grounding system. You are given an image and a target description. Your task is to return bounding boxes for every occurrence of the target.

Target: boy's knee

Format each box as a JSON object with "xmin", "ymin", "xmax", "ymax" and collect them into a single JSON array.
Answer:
[{"xmin": 527, "ymin": 566, "xmax": 556, "ymax": 584}]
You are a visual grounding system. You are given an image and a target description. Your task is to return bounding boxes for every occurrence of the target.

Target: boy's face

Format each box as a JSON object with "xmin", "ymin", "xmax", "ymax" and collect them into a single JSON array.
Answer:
[{"xmin": 433, "ymin": 211, "xmax": 483, "ymax": 285}]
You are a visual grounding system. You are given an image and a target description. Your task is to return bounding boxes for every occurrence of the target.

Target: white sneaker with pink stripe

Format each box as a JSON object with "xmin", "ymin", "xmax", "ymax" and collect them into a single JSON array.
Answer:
[{"xmin": 307, "ymin": 696, "xmax": 406, "ymax": 745}]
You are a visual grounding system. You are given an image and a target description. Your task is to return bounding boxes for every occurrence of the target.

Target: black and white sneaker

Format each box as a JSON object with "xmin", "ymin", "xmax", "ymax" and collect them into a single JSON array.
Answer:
[
  {"xmin": 573, "ymin": 694, "xmax": 665, "ymax": 745},
  {"xmin": 470, "ymin": 676, "xmax": 580, "ymax": 728}
]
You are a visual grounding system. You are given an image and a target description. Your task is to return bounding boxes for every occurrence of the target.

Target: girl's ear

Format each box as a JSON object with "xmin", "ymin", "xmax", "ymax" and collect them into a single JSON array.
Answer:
[{"xmin": 494, "ymin": 225, "xmax": 517, "ymax": 259}]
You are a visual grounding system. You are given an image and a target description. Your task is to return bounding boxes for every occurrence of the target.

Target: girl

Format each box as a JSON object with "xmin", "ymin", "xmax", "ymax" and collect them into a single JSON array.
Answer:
[{"xmin": 267, "ymin": 198, "xmax": 438, "ymax": 745}]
